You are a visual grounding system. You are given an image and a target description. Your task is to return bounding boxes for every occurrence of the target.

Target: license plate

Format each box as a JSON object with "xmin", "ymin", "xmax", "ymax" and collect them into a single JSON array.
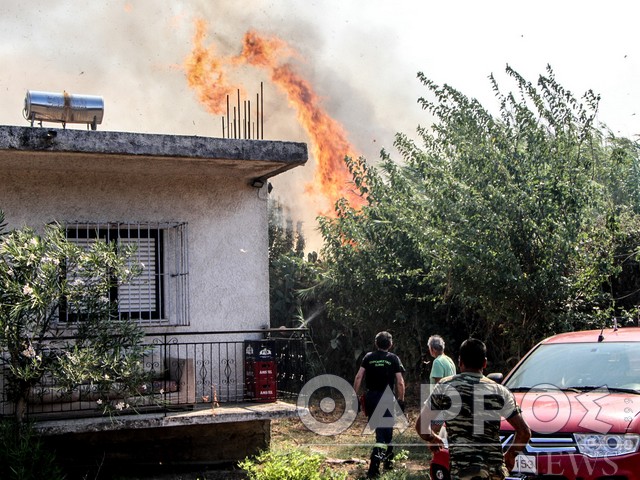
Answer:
[{"xmin": 513, "ymin": 454, "xmax": 537, "ymax": 474}]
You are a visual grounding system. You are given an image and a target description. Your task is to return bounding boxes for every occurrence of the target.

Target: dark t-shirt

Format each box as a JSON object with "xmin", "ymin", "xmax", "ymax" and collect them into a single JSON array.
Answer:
[{"xmin": 361, "ymin": 349, "xmax": 405, "ymax": 392}]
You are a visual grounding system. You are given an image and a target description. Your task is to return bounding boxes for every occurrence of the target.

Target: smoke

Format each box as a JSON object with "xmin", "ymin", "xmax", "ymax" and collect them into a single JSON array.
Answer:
[
  {"xmin": 0, "ymin": 0, "xmax": 418, "ymax": 144},
  {"xmin": 0, "ymin": 2, "xmax": 204, "ymax": 135},
  {"xmin": 0, "ymin": 0, "xmax": 417, "ymax": 252},
  {"xmin": 5, "ymin": 1, "xmax": 637, "ymax": 251},
  {"xmin": 173, "ymin": 2, "xmax": 416, "ymax": 251}
]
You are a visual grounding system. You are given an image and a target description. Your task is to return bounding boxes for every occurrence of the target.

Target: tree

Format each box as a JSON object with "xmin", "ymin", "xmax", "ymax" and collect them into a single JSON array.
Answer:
[
  {"xmin": 268, "ymin": 200, "xmax": 351, "ymax": 377},
  {"xmin": 269, "ymin": 199, "xmax": 318, "ymax": 328},
  {"xmin": 0, "ymin": 223, "xmax": 147, "ymax": 422},
  {"xmin": 319, "ymin": 66, "xmax": 640, "ymax": 373}
]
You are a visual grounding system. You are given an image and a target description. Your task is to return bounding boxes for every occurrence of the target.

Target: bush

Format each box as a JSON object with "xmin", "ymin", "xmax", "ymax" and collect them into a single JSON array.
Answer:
[
  {"xmin": 0, "ymin": 419, "xmax": 64, "ymax": 480},
  {"xmin": 239, "ymin": 448, "xmax": 347, "ymax": 480}
]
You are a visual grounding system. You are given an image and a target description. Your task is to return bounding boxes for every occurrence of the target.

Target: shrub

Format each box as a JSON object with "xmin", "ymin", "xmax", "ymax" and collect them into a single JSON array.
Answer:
[
  {"xmin": 0, "ymin": 419, "xmax": 64, "ymax": 480},
  {"xmin": 0, "ymin": 223, "xmax": 146, "ymax": 422},
  {"xmin": 239, "ymin": 448, "xmax": 347, "ymax": 480}
]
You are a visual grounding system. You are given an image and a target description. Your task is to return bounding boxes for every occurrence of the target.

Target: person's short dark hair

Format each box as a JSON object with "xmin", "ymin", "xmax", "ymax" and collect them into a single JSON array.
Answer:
[
  {"xmin": 375, "ymin": 331, "xmax": 393, "ymax": 350},
  {"xmin": 459, "ymin": 338, "xmax": 486, "ymax": 369}
]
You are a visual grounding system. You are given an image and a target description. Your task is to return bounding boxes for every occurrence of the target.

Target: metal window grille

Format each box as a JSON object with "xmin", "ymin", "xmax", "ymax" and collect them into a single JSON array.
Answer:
[{"xmin": 63, "ymin": 222, "xmax": 189, "ymax": 326}]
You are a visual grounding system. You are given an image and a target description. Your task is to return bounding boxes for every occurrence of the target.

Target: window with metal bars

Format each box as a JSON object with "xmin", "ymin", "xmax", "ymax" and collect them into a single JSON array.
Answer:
[{"xmin": 62, "ymin": 222, "xmax": 189, "ymax": 326}]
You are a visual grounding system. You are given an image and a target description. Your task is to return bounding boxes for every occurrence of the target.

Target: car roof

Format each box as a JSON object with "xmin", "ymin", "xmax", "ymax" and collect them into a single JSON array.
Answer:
[{"xmin": 541, "ymin": 327, "xmax": 640, "ymax": 344}]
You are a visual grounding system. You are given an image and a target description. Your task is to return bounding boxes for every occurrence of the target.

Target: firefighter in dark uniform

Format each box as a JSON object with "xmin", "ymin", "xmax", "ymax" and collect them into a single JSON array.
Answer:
[{"xmin": 354, "ymin": 331, "xmax": 406, "ymax": 478}]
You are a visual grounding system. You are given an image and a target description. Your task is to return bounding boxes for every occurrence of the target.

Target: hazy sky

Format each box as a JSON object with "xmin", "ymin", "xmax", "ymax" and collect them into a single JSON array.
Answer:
[{"xmin": 2, "ymin": 0, "xmax": 639, "ymax": 246}]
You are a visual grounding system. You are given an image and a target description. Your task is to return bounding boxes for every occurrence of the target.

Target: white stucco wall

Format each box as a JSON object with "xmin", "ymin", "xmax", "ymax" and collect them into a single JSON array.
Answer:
[{"xmin": 1, "ymin": 162, "xmax": 270, "ymax": 333}]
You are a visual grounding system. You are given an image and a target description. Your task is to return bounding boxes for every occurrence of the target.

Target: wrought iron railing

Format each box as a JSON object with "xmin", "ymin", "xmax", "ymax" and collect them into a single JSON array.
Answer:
[{"xmin": 0, "ymin": 328, "xmax": 308, "ymax": 419}]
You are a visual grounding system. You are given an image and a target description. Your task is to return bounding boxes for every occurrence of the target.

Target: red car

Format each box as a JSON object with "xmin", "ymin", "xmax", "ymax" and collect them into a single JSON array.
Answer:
[{"xmin": 430, "ymin": 327, "xmax": 640, "ymax": 480}]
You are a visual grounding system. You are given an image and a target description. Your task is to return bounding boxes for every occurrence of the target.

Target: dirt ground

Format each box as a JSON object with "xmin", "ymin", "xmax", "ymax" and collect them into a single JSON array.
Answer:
[{"xmin": 269, "ymin": 404, "xmax": 432, "ymax": 479}]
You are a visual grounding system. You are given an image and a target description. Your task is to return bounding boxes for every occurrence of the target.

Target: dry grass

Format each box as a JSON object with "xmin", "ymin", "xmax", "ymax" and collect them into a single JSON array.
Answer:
[{"xmin": 270, "ymin": 403, "xmax": 433, "ymax": 479}]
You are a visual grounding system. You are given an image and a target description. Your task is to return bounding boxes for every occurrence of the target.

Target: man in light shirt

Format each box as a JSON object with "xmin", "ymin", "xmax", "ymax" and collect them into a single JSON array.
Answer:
[{"xmin": 428, "ymin": 334, "xmax": 456, "ymax": 384}]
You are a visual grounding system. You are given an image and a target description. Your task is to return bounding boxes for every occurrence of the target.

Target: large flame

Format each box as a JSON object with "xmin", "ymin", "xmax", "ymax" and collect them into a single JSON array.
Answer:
[
  {"xmin": 184, "ymin": 19, "xmax": 238, "ymax": 116},
  {"xmin": 184, "ymin": 20, "xmax": 364, "ymax": 213}
]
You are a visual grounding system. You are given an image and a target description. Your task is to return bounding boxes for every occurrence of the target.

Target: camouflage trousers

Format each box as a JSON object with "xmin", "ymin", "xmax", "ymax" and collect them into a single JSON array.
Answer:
[{"xmin": 452, "ymin": 464, "xmax": 510, "ymax": 480}]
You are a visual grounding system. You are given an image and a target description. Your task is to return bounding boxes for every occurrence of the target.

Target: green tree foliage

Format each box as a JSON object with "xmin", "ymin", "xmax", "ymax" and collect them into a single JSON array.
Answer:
[
  {"xmin": 319, "ymin": 66, "xmax": 640, "ymax": 374},
  {"xmin": 269, "ymin": 199, "xmax": 305, "ymax": 263},
  {"xmin": 269, "ymin": 199, "xmax": 319, "ymax": 328},
  {"xmin": 0, "ymin": 223, "xmax": 148, "ymax": 422},
  {"xmin": 269, "ymin": 200, "xmax": 350, "ymax": 376}
]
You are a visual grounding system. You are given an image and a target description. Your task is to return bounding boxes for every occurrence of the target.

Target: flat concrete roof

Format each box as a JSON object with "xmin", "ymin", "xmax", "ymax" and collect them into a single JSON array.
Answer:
[
  {"xmin": 34, "ymin": 401, "xmax": 299, "ymax": 436},
  {"xmin": 0, "ymin": 125, "xmax": 307, "ymax": 181}
]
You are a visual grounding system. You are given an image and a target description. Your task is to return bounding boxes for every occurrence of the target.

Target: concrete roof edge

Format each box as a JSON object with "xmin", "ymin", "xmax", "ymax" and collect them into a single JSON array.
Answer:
[{"xmin": 0, "ymin": 125, "xmax": 308, "ymax": 166}]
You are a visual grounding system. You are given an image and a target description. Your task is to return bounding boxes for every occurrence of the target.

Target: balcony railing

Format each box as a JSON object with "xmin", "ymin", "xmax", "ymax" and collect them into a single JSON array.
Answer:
[{"xmin": 0, "ymin": 328, "xmax": 308, "ymax": 419}]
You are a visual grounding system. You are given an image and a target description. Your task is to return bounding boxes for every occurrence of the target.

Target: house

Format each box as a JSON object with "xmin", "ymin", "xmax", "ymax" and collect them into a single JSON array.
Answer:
[{"xmin": 0, "ymin": 124, "xmax": 308, "ymax": 471}]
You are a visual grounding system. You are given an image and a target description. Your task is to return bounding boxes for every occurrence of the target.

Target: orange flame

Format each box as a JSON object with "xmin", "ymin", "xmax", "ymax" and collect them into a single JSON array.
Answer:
[
  {"xmin": 184, "ymin": 20, "xmax": 364, "ymax": 213},
  {"xmin": 184, "ymin": 19, "xmax": 239, "ymax": 116}
]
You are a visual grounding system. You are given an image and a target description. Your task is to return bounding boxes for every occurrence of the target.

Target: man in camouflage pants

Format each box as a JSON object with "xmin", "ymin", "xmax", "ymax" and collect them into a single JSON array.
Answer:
[{"xmin": 415, "ymin": 338, "xmax": 531, "ymax": 479}]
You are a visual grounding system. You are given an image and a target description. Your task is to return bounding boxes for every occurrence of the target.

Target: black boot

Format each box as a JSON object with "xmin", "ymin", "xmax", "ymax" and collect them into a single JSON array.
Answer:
[
  {"xmin": 367, "ymin": 447, "xmax": 384, "ymax": 478},
  {"xmin": 383, "ymin": 446, "xmax": 394, "ymax": 470}
]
